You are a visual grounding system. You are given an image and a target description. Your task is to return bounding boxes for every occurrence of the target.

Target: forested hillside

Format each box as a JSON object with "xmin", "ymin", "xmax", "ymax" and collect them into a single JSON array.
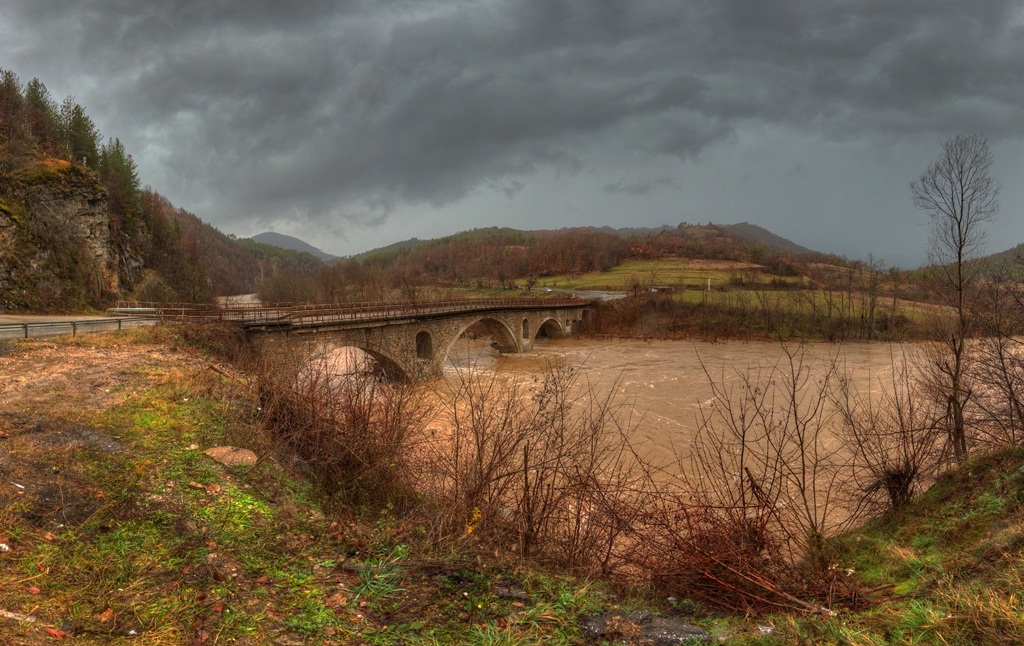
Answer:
[{"xmin": 0, "ymin": 68, "xmax": 324, "ymax": 311}]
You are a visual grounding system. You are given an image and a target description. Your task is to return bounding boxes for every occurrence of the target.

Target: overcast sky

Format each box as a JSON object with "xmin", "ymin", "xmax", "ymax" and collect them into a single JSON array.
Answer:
[{"xmin": 3, "ymin": 0, "xmax": 1024, "ymax": 266}]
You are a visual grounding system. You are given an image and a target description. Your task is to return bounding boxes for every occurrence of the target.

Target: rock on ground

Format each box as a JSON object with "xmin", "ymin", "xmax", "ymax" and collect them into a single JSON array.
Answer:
[
  {"xmin": 579, "ymin": 611, "xmax": 710, "ymax": 645},
  {"xmin": 203, "ymin": 446, "xmax": 258, "ymax": 467}
]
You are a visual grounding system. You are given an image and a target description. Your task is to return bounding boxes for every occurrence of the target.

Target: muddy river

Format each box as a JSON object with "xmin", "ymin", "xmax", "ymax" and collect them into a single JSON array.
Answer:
[{"xmin": 443, "ymin": 337, "xmax": 913, "ymax": 462}]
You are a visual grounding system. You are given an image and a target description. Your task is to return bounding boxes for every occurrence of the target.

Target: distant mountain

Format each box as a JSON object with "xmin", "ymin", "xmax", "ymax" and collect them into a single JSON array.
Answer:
[
  {"xmin": 719, "ymin": 222, "xmax": 813, "ymax": 254},
  {"xmin": 351, "ymin": 222, "xmax": 816, "ymax": 261},
  {"xmin": 351, "ymin": 237, "xmax": 427, "ymax": 261},
  {"xmin": 251, "ymin": 232, "xmax": 339, "ymax": 262}
]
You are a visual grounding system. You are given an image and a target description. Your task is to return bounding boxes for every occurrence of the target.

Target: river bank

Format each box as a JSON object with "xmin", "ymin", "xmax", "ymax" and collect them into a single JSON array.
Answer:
[
  {"xmin": 3, "ymin": 327, "xmax": 1022, "ymax": 645},
  {"xmin": 578, "ymin": 292, "xmax": 937, "ymax": 342}
]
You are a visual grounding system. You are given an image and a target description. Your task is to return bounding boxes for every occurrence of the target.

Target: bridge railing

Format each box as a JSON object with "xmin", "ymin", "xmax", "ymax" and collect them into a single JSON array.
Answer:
[
  {"xmin": 109, "ymin": 297, "xmax": 589, "ymax": 327},
  {"xmin": 114, "ymin": 300, "xmax": 294, "ymax": 310},
  {"xmin": 286, "ymin": 298, "xmax": 584, "ymax": 324}
]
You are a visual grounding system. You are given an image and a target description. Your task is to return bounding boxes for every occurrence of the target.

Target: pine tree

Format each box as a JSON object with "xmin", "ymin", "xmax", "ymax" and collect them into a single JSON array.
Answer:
[
  {"xmin": 0, "ymin": 69, "xmax": 24, "ymax": 142},
  {"xmin": 99, "ymin": 137, "xmax": 142, "ymax": 238},
  {"xmin": 60, "ymin": 99, "xmax": 100, "ymax": 167},
  {"xmin": 24, "ymin": 78, "xmax": 59, "ymax": 151}
]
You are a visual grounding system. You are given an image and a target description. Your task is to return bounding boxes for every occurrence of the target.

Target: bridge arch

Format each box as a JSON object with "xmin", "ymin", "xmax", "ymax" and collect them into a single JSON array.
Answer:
[
  {"xmin": 445, "ymin": 316, "xmax": 520, "ymax": 364},
  {"xmin": 533, "ymin": 317, "xmax": 566, "ymax": 341},
  {"xmin": 317, "ymin": 341, "xmax": 410, "ymax": 382},
  {"xmin": 246, "ymin": 300, "xmax": 591, "ymax": 381}
]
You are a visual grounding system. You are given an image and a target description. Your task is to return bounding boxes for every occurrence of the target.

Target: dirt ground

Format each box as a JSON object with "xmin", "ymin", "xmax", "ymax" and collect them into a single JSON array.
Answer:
[
  {"xmin": 0, "ymin": 342, "xmax": 193, "ymax": 413},
  {"xmin": 0, "ymin": 342, "xmax": 195, "ymax": 526}
]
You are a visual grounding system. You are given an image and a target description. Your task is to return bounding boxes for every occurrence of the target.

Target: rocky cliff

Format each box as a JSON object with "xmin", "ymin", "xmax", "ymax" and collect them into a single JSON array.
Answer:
[{"xmin": 0, "ymin": 158, "xmax": 117, "ymax": 310}]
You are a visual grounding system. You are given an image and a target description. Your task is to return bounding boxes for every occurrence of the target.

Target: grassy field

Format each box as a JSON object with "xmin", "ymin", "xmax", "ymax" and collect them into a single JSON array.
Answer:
[
  {"xmin": 670, "ymin": 289, "xmax": 938, "ymax": 323},
  {"xmin": 535, "ymin": 258, "xmax": 805, "ymax": 292}
]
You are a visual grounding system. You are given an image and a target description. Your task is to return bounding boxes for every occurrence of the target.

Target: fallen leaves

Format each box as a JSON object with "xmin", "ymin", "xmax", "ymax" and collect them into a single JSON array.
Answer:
[
  {"xmin": 27, "ymin": 586, "xmax": 41, "ymax": 594},
  {"xmin": 324, "ymin": 591, "xmax": 349, "ymax": 609},
  {"xmin": 97, "ymin": 608, "xmax": 115, "ymax": 623}
]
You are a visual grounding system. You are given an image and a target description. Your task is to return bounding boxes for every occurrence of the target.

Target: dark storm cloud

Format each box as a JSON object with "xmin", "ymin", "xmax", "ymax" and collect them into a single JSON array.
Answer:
[
  {"xmin": 604, "ymin": 177, "xmax": 678, "ymax": 196},
  {"xmin": 4, "ymin": 0, "xmax": 1024, "ymax": 228}
]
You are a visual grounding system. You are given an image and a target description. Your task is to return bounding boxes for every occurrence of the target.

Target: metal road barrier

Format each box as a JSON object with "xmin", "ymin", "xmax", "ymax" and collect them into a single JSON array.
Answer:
[{"xmin": 0, "ymin": 317, "xmax": 160, "ymax": 341}]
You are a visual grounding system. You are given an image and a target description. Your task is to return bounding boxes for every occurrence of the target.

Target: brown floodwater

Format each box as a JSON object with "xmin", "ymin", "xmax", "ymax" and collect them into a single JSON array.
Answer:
[{"xmin": 442, "ymin": 337, "xmax": 914, "ymax": 463}]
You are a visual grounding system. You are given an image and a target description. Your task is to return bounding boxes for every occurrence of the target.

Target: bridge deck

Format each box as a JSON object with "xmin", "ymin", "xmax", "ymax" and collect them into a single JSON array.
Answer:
[{"xmin": 109, "ymin": 298, "xmax": 591, "ymax": 329}]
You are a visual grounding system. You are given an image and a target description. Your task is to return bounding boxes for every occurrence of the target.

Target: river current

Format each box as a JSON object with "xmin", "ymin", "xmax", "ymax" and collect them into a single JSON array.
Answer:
[{"xmin": 443, "ymin": 337, "xmax": 912, "ymax": 462}]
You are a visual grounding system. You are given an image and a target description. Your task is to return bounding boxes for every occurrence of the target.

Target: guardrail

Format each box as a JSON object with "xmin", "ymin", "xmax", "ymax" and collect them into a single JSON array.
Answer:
[
  {"xmin": 109, "ymin": 298, "xmax": 590, "ymax": 328},
  {"xmin": 0, "ymin": 317, "xmax": 160, "ymax": 341}
]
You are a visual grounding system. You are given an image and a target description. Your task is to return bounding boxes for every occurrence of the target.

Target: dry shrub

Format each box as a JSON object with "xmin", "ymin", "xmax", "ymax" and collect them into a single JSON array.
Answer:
[
  {"xmin": 617, "ymin": 343, "xmax": 852, "ymax": 614},
  {"xmin": 252, "ymin": 345, "xmax": 430, "ymax": 510},
  {"xmin": 420, "ymin": 362, "xmax": 642, "ymax": 573},
  {"xmin": 834, "ymin": 346, "xmax": 943, "ymax": 518},
  {"xmin": 972, "ymin": 276, "xmax": 1024, "ymax": 448},
  {"xmin": 169, "ymin": 321, "xmax": 251, "ymax": 363}
]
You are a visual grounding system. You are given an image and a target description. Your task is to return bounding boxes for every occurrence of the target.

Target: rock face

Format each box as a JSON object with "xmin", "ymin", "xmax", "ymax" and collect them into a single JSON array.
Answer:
[{"xmin": 0, "ymin": 159, "xmax": 117, "ymax": 307}]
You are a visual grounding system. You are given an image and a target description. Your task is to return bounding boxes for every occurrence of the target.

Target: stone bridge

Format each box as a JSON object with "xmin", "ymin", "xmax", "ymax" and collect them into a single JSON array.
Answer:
[{"xmin": 114, "ymin": 299, "xmax": 593, "ymax": 380}]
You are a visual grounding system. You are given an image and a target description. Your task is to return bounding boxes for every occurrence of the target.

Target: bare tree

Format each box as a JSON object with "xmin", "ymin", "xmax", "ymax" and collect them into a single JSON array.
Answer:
[
  {"xmin": 619, "ymin": 342, "xmax": 853, "ymax": 614},
  {"xmin": 861, "ymin": 254, "xmax": 884, "ymax": 340},
  {"xmin": 886, "ymin": 265, "xmax": 905, "ymax": 340},
  {"xmin": 910, "ymin": 134, "xmax": 999, "ymax": 461},
  {"xmin": 974, "ymin": 274, "xmax": 1024, "ymax": 447},
  {"xmin": 834, "ymin": 347, "xmax": 942, "ymax": 518}
]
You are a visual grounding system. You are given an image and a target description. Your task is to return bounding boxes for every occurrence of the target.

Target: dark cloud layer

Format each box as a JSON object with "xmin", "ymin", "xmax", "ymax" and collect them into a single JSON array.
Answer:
[{"xmin": 3, "ymin": 0, "xmax": 1024, "ymax": 257}]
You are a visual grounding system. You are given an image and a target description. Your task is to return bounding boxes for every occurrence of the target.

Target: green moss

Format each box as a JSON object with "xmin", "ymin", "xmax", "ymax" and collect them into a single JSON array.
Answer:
[
  {"xmin": 0, "ymin": 195, "xmax": 25, "ymax": 228},
  {"xmin": 11, "ymin": 159, "xmax": 102, "ymax": 199}
]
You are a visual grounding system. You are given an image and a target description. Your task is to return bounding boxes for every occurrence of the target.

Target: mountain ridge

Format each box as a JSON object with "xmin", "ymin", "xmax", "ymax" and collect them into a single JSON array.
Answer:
[
  {"xmin": 251, "ymin": 232, "xmax": 339, "ymax": 262},
  {"xmin": 346, "ymin": 221, "xmax": 818, "ymax": 262}
]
